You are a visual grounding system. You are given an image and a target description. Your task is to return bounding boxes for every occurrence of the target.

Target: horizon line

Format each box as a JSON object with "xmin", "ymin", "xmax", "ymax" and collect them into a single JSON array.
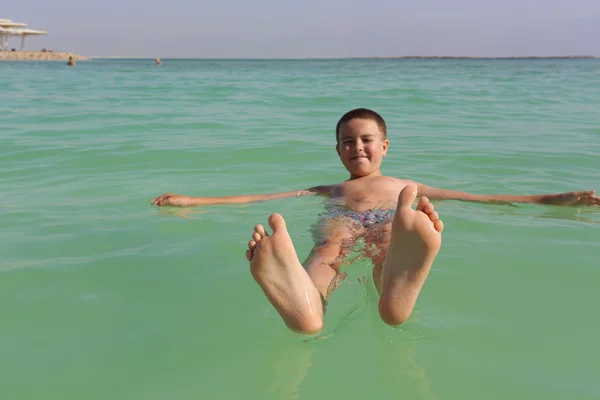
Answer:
[{"xmin": 88, "ymin": 55, "xmax": 599, "ymax": 60}]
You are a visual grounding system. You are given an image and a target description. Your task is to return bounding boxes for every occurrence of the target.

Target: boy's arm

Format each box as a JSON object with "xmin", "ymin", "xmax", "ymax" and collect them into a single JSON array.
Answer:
[
  {"xmin": 151, "ymin": 186, "xmax": 330, "ymax": 207},
  {"xmin": 415, "ymin": 183, "xmax": 600, "ymax": 206}
]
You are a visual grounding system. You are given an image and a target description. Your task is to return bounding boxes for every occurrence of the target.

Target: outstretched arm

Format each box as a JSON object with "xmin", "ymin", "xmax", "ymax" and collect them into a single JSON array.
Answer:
[
  {"xmin": 151, "ymin": 186, "xmax": 330, "ymax": 207},
  {"xmin": 415, "ymin": 183, "xmax": 600, "ymax": 206}
]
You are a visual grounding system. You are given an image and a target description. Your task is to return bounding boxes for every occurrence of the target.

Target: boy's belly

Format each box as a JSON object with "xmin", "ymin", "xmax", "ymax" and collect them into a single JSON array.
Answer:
[{"xmin": 332, "ymin": 196, "xmax": 399, "ymax": 213}]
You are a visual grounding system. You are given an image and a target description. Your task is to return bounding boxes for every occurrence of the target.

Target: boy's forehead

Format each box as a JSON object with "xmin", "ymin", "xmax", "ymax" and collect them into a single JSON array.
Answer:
[{"xmin": 339, "ymin": 119, "xmax": 383, "ymax": 137}]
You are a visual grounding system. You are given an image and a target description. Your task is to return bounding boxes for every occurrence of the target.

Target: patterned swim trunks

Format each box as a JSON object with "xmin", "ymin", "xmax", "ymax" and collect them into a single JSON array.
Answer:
[{"xmin": 323, "ymin": 208, "xmax": 395, "ymax": 229}]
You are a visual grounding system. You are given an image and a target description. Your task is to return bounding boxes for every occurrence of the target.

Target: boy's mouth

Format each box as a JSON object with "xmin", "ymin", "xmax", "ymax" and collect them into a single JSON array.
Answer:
[{"xmin": 351, "ymin": 155, "xmax": 368, "ymax": 160}]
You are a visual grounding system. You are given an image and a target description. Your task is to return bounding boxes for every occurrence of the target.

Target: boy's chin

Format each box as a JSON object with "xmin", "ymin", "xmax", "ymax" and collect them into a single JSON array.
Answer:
[
  {"xmin": 343, "ymin": 161, "xmax": 379, "ymax": 177},
  {"xmin": 348, "ymin": 168, "xmax": 374, "ymax": 177}
]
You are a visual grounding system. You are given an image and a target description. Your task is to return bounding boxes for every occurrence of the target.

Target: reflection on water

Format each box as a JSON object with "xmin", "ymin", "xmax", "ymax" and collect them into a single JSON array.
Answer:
[
  {"xmin": 255, "ymin": 269, "xmax": 438, "ymax": 400},
  {"xmin": 365, "ymin": 275, "xmax": 440, "ymax": 400},
  {"xmin": 257, "ymin": 343, "xmax": 316, "ymax": 400}
]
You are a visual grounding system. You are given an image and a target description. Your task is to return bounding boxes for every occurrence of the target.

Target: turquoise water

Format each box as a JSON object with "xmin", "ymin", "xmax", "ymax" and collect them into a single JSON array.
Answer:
[{"xmin": 1, "ymin": 59, "xmax": 599, "ymax": 399}]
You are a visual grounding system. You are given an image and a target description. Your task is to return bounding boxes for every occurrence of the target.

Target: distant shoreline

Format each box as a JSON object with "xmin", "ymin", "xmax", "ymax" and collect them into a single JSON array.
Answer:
[
  {"xmin": 89, "ymin": 55, "xmax": 598, "ymax": 60},
  {"xmin": 0, "ymin": 51, "xmax": 88, "ymax": 61},
  {"xmin": 2, "ymin": 53, "xmax": 597, "ymax": 61},
  {"xmin": 352, "ymin": 56, "xmax": 598, "ymax": 60}
]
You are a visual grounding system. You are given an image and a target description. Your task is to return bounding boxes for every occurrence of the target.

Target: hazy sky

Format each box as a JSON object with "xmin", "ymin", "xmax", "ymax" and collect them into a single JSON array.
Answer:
[{"xmin": 3, "ymin": 0, "xmax": 600, "ymax": 57}]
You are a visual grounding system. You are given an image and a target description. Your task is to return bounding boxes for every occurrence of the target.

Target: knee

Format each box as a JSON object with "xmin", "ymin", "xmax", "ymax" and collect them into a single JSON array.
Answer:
[
  {"xmin": 313, "ymin": 239, "xmax": 345, "ymax": 258},
  {"xmin": 288, "ymin": 319, "xmax": 324, "ymax": 335},
  {"xmin": 378, "ymin": 299, "xmax": 410, "ymax": 327}
]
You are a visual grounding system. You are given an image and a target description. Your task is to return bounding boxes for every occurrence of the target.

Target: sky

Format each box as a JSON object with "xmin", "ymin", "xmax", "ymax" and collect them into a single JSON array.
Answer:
[{"xmin": 3, "ymin": 0, "xmax": 600, "ymax": 57}]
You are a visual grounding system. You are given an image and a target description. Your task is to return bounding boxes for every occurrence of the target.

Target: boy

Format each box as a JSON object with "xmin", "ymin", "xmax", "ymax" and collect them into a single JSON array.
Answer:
[{"xmin": 152, "ymin": 108, "xmax": 599, "ymax": 334}]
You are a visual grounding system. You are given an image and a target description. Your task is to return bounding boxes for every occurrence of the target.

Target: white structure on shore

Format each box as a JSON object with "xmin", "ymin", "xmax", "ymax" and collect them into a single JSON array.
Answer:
[{"xmin": 0, "ymin": 19, "xmax": 47, "ymax": 51}]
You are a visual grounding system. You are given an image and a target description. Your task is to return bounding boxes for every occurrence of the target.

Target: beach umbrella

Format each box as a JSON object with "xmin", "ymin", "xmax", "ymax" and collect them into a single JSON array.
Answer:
[
  {"xmin": 18, "ymin": 28, "xmax": 47, "ymax": 50},
  {"xmin": 0, "ymin": 26, "xmax": 47, "ymax": 50},
  {"xmin": 0, "ymin": 20, "xmax": 28, "ymax": 28}
]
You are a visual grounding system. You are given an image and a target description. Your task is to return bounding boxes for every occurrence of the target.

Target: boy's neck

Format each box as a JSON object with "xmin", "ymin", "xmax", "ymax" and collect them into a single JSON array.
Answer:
[{"xmin": 348, "ymin": 170, "xmax": 383, "ymax": 180}]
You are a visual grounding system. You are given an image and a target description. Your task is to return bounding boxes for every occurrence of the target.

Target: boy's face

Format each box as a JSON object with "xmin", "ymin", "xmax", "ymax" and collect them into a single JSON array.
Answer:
[{"xmin": 336, "ymin": 118, "xmax": 389, "ymax": 178}]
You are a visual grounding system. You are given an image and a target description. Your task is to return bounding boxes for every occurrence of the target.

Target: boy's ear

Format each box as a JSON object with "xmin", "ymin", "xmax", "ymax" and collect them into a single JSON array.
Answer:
[
  {"xmin": 382, "ymin": 139, "xmax": 389, "ymax": 156},
  {"xmin": 335, "ymin": 144, "xmax": 341, "ymax": 157}
]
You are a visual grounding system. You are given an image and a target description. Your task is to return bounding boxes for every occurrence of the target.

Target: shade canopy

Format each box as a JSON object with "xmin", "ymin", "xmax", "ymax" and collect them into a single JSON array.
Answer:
[
  {"xmin": 0, "ymin": 27, "xmax": 47, "ymax": 35},
  {"xmin": 0, "ymin": 20, "xmax": 27, "ymax": 28},
  {"xmin": 0, "ymin": 19, "xmax": 47, "ymax": 50}
]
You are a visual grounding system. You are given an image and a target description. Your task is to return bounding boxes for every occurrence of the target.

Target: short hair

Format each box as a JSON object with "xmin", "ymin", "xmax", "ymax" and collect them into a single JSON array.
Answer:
[{"xmin": 335, "ymin": 108, "xmax": 387, "ymax": 143}]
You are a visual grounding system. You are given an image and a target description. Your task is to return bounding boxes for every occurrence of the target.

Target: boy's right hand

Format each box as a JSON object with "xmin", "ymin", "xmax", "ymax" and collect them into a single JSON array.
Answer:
[
  {"xmin": 151, "ymin": 193, "xmax": 191, "ymax": 207},
  {"xmin": 540, "ymin": 190, "xmax": 600, "ymax": 206}
]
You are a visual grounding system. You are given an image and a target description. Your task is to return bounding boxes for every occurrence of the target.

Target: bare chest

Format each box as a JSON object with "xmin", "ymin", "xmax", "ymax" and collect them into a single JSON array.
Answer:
[{"xmin": 332, "ymin": 178, "xmax": 406, "ymax": 211}]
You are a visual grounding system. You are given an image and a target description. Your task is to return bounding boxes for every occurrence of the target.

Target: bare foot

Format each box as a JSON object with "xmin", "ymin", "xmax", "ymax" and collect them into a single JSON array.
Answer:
[
  {"xmin": 379, "ymin": 185, "xmax": 443, "ymax": 326},
  {"xmin": 246, "ymin": 213, "xmax": 324, "ymax": 334}
]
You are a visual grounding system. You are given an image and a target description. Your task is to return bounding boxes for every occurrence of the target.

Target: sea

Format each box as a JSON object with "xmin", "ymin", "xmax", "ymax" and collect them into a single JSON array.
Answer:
[{"xmin": 1, "ymin": 58, "xmax": 599, "ymax": 400}]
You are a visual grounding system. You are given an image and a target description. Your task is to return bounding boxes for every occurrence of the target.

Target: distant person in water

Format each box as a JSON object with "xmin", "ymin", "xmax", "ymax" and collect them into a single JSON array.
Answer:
[
  {"xmin": 151, "ymin": 108, "xmax": 600, "ymax": 335},
  {"xmin": 67, "ymin": 56, "xmax": 75, "ymax": 66},
  {"xmin": 155, "ymin": 57, "xmax": 162, "ymax": 66}
]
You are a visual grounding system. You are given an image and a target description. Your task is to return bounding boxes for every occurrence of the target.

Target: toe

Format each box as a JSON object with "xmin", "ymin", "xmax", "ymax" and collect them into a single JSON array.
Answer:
[
  {"xmin": 423, "ymin": 202, "xmax": 434, "ymax": 215},
  {"xmin": 398, "ymin": 185, "xmax": 418, "ymax": 209},
  {"xmin": 434, "ymin": 219, "xmax": 444, "ymax": 233},
  {"xmin": 248, "ymin": 240, "xmax": 257, "ymax": 250},
  {"xmin": 254, "ymin": 224, "xmax": 267, "ymax": 238},
  {"xmin": 428, "ymin": 211, "xmax": 439, "ymax": 222},
  {"xmin": 268, "ymin": 213, "xmax": 287, "ymax": 233},
  {"xmin": 252, "ymin": 232, "xmax": 261, "ymax": 242},
  {"xmin": 417, "ymin": 196, "xmax": 430, "ymax": 212},
  {"xmin": 245, "ymin": 249, "xmax": 253, "ymax": 261}
]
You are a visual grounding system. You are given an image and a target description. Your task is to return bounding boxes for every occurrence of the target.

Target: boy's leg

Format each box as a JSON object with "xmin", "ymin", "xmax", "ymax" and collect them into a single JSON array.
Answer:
[
  {"xmin": 304, "ymin": 218, "xmax": 358, "ymax": 301},
  {"xmin": 367, "ymin": 186, "xmax": 444, "ymax": 326},
  {"xmin": 366, "ymin": 223, "xmax": 392, "ymax": 295},
  {"xmin": 246, "ymin": 214, "xmax": 357, "ymax": 335},
  {"xmin": 247, "ymin": 213, "xmax": 324, "ymax": 334}
]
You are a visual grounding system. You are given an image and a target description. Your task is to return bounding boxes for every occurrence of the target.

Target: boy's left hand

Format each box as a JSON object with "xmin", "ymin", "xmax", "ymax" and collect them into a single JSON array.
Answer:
[
  {"xmin": 541, "ymin": 190, "xmax": 600, "ymax": 206},
  {"xmin": 151, "ymin": 193, "xmax": 191, "ymax": 206}
]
